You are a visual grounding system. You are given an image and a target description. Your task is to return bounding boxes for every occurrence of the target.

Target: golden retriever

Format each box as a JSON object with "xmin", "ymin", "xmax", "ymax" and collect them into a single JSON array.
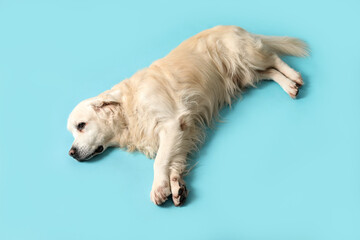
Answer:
[{"xmin": 67, "ymin": 25, "xmax": 308, "ymax": 206}]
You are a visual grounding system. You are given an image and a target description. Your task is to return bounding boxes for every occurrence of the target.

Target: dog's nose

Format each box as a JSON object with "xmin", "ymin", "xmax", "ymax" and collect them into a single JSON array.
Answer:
[{"xmin": 69, "ymin": 147, "xmax": 77, "ymax": 158}]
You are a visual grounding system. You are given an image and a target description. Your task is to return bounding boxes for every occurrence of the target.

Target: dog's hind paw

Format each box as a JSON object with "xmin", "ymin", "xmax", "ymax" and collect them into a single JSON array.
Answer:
[
  {"xmin": 288, "ymin": 83, "xmax": 299, "ymax": 99},
  {"xmin": 283, "ymin": 80, "xmax": 300, "ymax": 99},
  {"xmin": 291, "ymin": 72, "xmax": 304, "ymax": 86}
]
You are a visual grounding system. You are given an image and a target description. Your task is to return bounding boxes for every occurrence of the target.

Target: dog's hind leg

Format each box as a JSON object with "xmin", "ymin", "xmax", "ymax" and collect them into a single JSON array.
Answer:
[
  {"xmin": 272, "ymin": 55, "xmax": 304, "ymax": 86},
  {"xmin": 258, "ymin": 68, "xmax": 300, "ymax": 98}
]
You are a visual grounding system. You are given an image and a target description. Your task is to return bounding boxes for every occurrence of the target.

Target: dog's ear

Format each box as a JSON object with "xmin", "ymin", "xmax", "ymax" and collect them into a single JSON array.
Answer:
[{"xmin": 91, "ymin": 99, "xmax": 121, "ymax": 119}]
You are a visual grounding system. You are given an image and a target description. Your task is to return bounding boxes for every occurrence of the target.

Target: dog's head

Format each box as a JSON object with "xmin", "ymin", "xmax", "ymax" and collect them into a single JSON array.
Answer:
[{"xmin": 67, "ymin": 94, "xmax": 122, "ymax": 161}]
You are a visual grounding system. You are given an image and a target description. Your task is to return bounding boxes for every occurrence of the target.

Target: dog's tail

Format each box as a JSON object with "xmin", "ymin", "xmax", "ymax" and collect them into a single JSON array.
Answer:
[{"xmin": 256, "ymin": 35, "xmax": 309, "ymax": 57}]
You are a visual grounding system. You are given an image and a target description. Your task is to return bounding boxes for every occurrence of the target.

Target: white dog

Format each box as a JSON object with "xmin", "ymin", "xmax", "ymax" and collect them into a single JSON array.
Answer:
[{"xmin": 67, "ymin": 25, "xmax": 308, "ymax": 206}]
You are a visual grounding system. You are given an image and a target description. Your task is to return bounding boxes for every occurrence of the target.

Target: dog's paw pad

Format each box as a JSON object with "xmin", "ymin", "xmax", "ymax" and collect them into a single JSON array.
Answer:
[{"xmin": 171, "ymin": 179, "xmax": 188, "ymax": 207}]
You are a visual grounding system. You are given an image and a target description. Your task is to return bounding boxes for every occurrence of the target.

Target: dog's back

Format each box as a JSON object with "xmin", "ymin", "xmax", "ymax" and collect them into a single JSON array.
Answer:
[{"xmin": 148, "ymin": 26, "xmax": 306, "ymax": 125}]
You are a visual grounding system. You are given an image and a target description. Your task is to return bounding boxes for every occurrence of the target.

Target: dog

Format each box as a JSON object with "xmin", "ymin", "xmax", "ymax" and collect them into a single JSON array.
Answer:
[{"xmin": 67, "ymin": 25, "xmax": 308, "ymax": 206}]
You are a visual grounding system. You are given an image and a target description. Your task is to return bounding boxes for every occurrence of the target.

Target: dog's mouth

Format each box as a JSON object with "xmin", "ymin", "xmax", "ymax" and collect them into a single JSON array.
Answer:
[
  {"xmin": 77, "ymin": 145, "xmax": 104, "ymax": 162},
  {"xmin": 94, "ymin": 145, "xmax": 104, "ymax": 154}
]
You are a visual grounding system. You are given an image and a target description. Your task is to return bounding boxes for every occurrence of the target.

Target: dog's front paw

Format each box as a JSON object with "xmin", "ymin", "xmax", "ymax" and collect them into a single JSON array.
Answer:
[
  {"xmin": 150, "ymin": 179, "xmax": 171, "ymax": 205},
  {"xmin": 170, "ymin": 176, "xmax": 188, "ymax": 207}
]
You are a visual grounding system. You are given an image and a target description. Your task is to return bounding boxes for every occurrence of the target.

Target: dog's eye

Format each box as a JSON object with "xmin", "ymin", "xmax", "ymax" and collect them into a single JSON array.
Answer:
[{"xmin": 77, "ymin": 122, "xmax": 86, "ymax": 131}]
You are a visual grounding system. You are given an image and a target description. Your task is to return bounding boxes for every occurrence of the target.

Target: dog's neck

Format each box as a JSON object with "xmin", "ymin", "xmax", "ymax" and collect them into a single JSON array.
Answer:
[
  {"xmin": 107, "ymin": 75, "xmax": 159, "ymax": 158},
  {"xmin": 105, "ymin": 82, "xmax": 132, "ymax": 148}
]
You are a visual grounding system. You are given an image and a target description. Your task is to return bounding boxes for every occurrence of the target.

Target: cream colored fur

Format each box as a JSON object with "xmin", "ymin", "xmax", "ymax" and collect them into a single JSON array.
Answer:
[{"xmin": 67, "ymin": 25, "xmax": 308, "ymax": 206}]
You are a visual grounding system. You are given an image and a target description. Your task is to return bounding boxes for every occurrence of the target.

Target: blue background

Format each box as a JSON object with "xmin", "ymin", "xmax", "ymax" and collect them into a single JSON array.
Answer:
[{"xmin": 1, "ymin": 0, "xmax": 359, "ymax": 239}]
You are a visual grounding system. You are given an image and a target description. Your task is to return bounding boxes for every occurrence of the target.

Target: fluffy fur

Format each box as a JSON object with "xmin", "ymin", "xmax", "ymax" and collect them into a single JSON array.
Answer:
[{"xmin": 67, "ymin": 25, "xmax": 308, "ymax": 206}]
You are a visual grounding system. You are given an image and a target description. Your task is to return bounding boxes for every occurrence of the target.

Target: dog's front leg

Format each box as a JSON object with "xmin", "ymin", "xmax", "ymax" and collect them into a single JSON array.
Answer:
[{"xmin": 150, "ymin": 121, "xmax": 183, "ymax": 205}]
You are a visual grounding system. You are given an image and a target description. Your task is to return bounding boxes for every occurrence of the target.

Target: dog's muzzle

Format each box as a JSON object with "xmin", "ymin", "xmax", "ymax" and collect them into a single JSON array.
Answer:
[{"xmin": 69, "ymin": 145, "xmax": 104, "ymax": 161}]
